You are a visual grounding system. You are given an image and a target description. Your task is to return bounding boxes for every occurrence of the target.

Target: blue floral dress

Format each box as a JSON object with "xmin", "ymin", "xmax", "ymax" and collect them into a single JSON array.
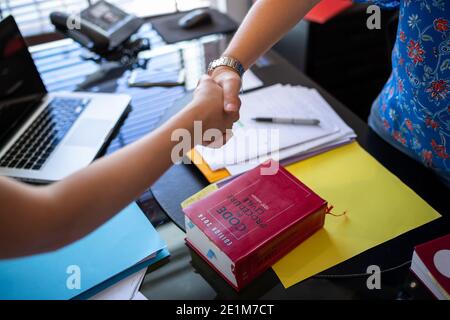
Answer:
[{"xmin": 356, "ymin": 0, "xmax": 450, "ymax": 185}]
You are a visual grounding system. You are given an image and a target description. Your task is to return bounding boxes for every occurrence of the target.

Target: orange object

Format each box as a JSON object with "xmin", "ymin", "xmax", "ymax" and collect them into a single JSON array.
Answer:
[
  {"xmin": 186, "ymin": 149, "xmax": 231, "ymax": 183},
  {"xmin": 304, "ymin": 0, "xmax": 353, "ymax": 24}
]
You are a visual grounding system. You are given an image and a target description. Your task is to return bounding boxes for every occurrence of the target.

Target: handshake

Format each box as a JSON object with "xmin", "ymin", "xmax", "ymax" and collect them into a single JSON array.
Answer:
[{"xmin": 178, "ymin": 68, "xmax": 243, "ymax": 148}]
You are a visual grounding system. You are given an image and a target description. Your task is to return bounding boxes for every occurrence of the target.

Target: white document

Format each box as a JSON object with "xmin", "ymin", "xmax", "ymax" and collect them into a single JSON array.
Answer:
[
  {"xmin": 242, "ymin": 70, "xmax": 263, "ymax": 91},
  {"xmin": 132, "ymin": 291, "xmax": 148, "ymax": 300},
  {"xmin": 90, "ymin": 268, "xmax": 147, "ymax": 300},
  {"xmin": 224, "ymin": 86, "xmax": 356, "ymax": 175},
  {"xmin": 196, "ymin": 84, "xmax": 340, "ymax": 170},
  {"xmin": 225, "ymin": 136, "xmax": 352, "ymax": 176}
]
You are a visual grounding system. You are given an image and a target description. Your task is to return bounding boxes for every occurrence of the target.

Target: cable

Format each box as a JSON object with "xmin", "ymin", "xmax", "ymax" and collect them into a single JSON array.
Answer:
[{"xmin": 312, "ymin": 260, "xmax": 412, "ymax": 279}]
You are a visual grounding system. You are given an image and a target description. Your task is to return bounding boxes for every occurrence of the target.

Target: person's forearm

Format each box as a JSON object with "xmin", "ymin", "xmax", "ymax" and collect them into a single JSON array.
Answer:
[
  {"xmin": 223, "ymin": 0, "xmax": 320, "ymax": 69},
  {"xmin": 0, "ymin": 106, "xmax": 196, "ymax": 258},
  {"xmin": 45, "ymin": 109, "xmax": 196, "ymax": 247}
]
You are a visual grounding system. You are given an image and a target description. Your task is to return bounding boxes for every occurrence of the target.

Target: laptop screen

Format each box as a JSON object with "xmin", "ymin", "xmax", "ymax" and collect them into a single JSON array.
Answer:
[{"xmin": 0, "ymin": 16, "xmax": 47, "ymax": 149}]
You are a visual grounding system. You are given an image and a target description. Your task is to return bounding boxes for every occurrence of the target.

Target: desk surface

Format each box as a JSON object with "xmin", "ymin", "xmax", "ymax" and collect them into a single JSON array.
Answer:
[{"xmin": 32, "ymin": 21, "xmax": 448, "ymax": 300}]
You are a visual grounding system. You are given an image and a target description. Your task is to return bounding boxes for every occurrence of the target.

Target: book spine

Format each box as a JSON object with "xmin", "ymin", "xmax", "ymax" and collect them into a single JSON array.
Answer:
[
  {"xmin": 185, "ymin": 239, "xmax": 241, "ymax": 291},
  {"xmin": 234, "ymin": 205, "xmax": 327, "ymax": 289}
]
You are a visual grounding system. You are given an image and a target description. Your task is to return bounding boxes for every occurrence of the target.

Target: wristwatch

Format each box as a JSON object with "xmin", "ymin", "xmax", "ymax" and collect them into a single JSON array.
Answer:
[{"xmin": 207, "ymin": 56, "xmax": 245, "ymax": 78}]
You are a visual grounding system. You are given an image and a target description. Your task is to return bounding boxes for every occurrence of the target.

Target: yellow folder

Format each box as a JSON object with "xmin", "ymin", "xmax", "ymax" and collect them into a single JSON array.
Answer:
[{"xmin": 273, "ymin": 142, "xmax": 441, "ymax": 288}]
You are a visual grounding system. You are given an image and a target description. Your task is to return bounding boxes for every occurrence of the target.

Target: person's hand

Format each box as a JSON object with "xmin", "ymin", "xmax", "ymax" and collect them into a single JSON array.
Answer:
[
  {"xmin": 210, "ymin": 67, "xmax": 242, "ymax": 114},
  {"xmin": 185, "ymin": 75, "xmax": 239, "ymax": 147}
]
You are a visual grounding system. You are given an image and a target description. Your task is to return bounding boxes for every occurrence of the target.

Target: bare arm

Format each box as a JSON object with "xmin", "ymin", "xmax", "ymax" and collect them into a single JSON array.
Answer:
[
  {"xmin": 0, "ymin": 76, "xmax": 236, "ymax": 259},
  {"xmin": 213, "ymin": 0, "xmax": 321, "ymax": 111},
  {"xmin": 224, "ymin": 0, "xmax": 320, "ymax": 69}
]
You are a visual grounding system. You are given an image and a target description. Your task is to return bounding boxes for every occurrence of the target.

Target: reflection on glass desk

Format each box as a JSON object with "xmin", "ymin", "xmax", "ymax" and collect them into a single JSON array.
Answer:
[{"xmin": 31, "ymin": 21, "xmax": 448, "ymax": 300}]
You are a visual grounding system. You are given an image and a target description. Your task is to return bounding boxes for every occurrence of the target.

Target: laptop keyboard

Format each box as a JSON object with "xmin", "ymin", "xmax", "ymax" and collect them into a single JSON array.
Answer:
[{"xmin": 0, "ymin": 97, "xmax": 90, "ymax": 171}]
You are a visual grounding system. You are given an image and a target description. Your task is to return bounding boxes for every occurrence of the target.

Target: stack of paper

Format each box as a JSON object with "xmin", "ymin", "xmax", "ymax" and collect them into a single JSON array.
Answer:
[
  {"xmin": 90, "ymin": 269, "xmax": 147, "ymax": 300},
  {"xmin": 194, "ymin": 84, "xmax": 356, "ymax": 179}
]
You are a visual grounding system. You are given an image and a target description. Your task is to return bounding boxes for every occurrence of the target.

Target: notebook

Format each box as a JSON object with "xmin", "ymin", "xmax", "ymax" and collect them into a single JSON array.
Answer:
[
  {"xmin": 411, "ymin": 234, "xmax": 450, "ymax": 300},
  {"xmin": 304, "ymin": 0, "xmax": 353, "ymax": 24}
]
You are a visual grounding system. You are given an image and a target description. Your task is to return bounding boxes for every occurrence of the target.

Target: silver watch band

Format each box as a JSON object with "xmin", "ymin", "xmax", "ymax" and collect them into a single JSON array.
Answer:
[{"xmin": 207, "ymin": 56, "xmax": 245, "ymax": 78}]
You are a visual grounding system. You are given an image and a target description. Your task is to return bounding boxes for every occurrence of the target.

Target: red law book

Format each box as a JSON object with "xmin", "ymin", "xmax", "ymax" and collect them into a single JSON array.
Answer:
[
  {"xmin": 411, "ymin": 234, "xmax": 450, "ymax": 300},
  {"xmin": 183, "ymin": 160, "xmax": 327, "ymax": 291}
]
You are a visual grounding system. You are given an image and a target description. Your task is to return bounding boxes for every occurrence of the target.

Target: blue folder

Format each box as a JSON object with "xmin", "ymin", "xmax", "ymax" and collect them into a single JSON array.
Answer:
[{"xmin": 0, "ymin": 202, "xmax": 169, "ymax": 300}]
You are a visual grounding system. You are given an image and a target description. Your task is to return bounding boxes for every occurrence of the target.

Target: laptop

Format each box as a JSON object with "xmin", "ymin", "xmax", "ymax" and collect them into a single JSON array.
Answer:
[{"xmin": 0, "ymin": 16, "xmax": 130, "ymax": 183}]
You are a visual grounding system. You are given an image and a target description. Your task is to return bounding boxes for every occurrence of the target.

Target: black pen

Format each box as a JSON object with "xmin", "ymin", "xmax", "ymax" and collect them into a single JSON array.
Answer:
[
  {"xmin": 252, "ymin": 117, "xmax": 320, "ymax": 125},
  {"xmin": 128, "ymin": 81, "xmax": 185, "ymax": 88}
]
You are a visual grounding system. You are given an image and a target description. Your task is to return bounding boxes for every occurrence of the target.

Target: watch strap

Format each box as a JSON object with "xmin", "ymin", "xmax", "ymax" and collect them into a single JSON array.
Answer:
[{"xmin": 208, "ymin": 56, "xmax": 245, "ymax": 78}]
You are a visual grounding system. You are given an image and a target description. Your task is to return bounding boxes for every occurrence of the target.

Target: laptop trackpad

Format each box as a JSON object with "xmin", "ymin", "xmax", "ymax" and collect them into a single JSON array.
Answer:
[{"xmin": 64, "ymin": 119, "xmax": 111, "ymax": 148}]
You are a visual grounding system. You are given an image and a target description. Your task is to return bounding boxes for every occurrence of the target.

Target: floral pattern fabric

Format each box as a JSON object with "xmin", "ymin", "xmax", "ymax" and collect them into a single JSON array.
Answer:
[{"xmin": 356, "ymin": 0, "xmax": 450, "ymax": 180}]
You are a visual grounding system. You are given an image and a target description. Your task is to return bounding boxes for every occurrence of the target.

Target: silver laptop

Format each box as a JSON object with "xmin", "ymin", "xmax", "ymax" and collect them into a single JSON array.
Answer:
[{"xmin": 0, "ymin": 16, "xmax": 130, "ymax": 183}]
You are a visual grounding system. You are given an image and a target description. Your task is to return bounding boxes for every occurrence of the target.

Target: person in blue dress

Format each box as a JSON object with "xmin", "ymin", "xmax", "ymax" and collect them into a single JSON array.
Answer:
[{"xmin": 209, "ymin": 0, "xmax": 450, "ymax": 186}]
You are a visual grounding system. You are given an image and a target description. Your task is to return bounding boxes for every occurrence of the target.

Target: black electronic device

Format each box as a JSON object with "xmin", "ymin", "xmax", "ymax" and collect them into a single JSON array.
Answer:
[
  {"xmin": 178, "ymin": 9, "xmax": 212, "ymax": 29},
  {"xmin": 50, "ymin": 0, "xmax": 144, "ymax": 57}
]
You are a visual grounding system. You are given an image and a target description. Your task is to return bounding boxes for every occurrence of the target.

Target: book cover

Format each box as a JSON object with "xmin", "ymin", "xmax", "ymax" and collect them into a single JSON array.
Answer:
[
  {"xmin": 183, "ymin": 160, "xmax": 327, "ymax": 290},
  {"xmin": 411, "ymin": 234, "xmax": 450, "ymax": 300},
  {"xmin": 305, "ymin": 0, "xmax": 353, "ymax": 24}
]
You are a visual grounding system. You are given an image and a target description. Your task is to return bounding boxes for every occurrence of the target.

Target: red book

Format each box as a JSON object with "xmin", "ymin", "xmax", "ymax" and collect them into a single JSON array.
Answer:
[
  {"xmin": 411, "ymin": 234, "xmax": 450, "ymax": 300},
  {"xmin": 304, "ymin": 0, "xmax": 353, "ymax": 24},
  {"xmin": 183, "ymin": 160, "xmax": 327, "ymax": 291}
]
